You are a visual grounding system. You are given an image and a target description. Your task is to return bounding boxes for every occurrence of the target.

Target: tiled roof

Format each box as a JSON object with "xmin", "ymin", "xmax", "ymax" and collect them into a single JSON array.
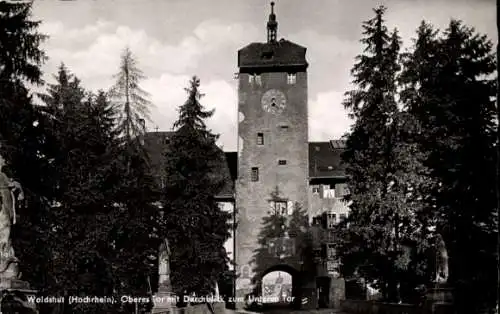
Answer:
[
  {"xmin": 238, "ymin": 39, "xmax": 308, "ymax": 69},
  {"xmin": 142, "ymin": 131, "xmax": 235, "ymax": 199},
  {"xmin": 143, "ymin": 132, "xmax": 347, "ymax": 199},
  {"xmin": 143, "ymin": 131, "xmax": 173, "ymax": 174},
  {"xmin": 309, "ymin": 141, "xmax": 346, "ymax": 179}
]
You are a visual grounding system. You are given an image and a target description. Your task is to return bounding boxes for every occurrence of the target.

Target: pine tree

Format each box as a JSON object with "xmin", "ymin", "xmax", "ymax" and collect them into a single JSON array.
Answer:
[
  {"xmin": 162, "ymin": 76, "xmax": 231, "ymax": 297},
  {"xmin": 338, "ymin": 6, "xmax": 430, "ymax": 302},
  {"xmin": 105, "ymin": 48, "xmax": 162, "ymax": 312},
  {"xmin": 0, "ymin": 1, "xmax": 55, "ymax": 307},
  {"xmin": 287, "ymin": 202, "xmax": 314, "ymax": 273},
  {"xmin": 251, "ymin": 188, "xmax": 288, "ymax": 288},
  {"xmin": 0, "ymin": 0, "xmax": 46, "ymax": 85},
  {"xmin": 400, "ymin": 20, "xmax": 497, "ymax": 313},
  {"xmin": 37, "ymin": 67, "xmax": 125, "ymax": 313},
  {"xmin": 109, "ymin": 47, "xmax": 152, "ymax": 144},
  {"xmin": 110, "ymin": 140, "xmax": 162, "ymax": 313}
]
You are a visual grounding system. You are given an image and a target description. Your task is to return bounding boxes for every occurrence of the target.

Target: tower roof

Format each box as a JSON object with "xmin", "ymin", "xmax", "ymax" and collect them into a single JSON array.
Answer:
[
  {"xmin": 238, "ymin": 40, "xmax": 307, "ymax": 70},
  {"xmin": 238, "ymin": 2, "xmax": 307, "ymax": 70}
]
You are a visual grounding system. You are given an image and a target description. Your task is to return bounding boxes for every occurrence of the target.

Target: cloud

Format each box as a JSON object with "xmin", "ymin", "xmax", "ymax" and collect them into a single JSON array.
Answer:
[
  {"xmin": 37, "ymin": 18, "xmax": 253, "ymax": 151},
  {"xmin": 386, "ymin": 0, "xmax": 497, "ymax": 50},
  {"xmin": 39, "ymin": 18, "xmax": 259, "ymax": 84},
  {"xmin": 309, "ymin": 91, "xmax": 353, "ymax": 141},
  {"xmin": 142, "ymin": 73, "xmax": 238, "ymax": 151}
]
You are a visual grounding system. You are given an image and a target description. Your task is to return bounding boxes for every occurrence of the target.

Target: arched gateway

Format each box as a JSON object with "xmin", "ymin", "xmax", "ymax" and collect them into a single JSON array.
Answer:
[{"xmin": 234, "ymin": 2, "xmax": 317, "ymax": 310}]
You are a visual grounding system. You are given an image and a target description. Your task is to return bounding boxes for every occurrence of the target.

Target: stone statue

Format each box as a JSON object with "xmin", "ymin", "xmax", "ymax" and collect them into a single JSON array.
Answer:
[
  {"xmin": 158, "ymin": 238, "xmax": 171, "ymax": 290},
  {"xmin": 434, "ymin": 233, "xmax": 449, "ymax": 285},
  {"xmin": 0, "ymin": 155, "xmax": 23, "ymax": 281}
]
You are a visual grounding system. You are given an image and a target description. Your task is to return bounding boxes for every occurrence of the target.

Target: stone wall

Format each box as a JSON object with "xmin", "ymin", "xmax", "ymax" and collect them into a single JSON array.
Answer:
[{"xmin": 236, "ymin": 69, "xmax": 309, "ymax": 302}]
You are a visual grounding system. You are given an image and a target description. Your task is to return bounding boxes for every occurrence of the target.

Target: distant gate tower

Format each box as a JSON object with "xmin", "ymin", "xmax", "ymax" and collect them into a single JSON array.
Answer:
[{"xmin": 235, "ymin": 1, "xmax": 309, "ymax": 305}]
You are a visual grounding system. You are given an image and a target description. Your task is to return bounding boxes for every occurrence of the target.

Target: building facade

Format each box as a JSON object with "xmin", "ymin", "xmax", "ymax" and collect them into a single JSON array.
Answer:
[
  {"xmin": 143, "ymin": 2, "xmax": 350, "ymax": 310},
  {"xmin": 235, "ymin": 1, "xmax": 310, "ymax": 306}
]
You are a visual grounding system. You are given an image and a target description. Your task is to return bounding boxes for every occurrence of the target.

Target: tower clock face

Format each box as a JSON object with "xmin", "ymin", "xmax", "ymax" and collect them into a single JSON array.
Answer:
[{"xmin": 261, "ymin": 89, "xmax": 286, "ymax": 114}]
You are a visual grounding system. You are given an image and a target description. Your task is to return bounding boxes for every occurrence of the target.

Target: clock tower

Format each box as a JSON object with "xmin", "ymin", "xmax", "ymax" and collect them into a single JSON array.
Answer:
[{"xmin": 235, "ymin": 1, "xmax": 309, "ymax": 304}]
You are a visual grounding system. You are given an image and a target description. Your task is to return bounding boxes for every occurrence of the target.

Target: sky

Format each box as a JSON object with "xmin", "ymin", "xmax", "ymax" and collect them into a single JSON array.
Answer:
[{"xmin": 31, "ymin": 0, "xmax": 496, "ymax": 152}]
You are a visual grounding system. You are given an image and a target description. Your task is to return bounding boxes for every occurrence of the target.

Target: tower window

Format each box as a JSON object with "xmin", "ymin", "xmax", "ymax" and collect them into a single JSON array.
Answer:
[
  {"xmin": 313, "ymin": 217, "xmax": 322, "ymax": 225},
  {"xmin": 327, "ymin": 244, "xmax": 336, "ymax": 259},
  {"xmin": 255, "ymin": 75, "xmax": 262, "ymax": 86},
  {"xmin": 327, "ymin": 213, "xmax": 337, "ymax": 229},
  {"xmin": 339, "ymin": 213, "xmax": 347, "ymax": 222},
  {"xmin": 278, "ymin": 160, "xmax": 287, "ymax": 165},
  {"xmin": 279, "ymin": 125, "xmax": 289, "ymax": 130},
  {"xmin": 323, "ymin": 185, "xmax": 336, "ymax": 199},
  {"xmin": 271, "ymin": 201, "xmax": 288, "ymax": 216},
  {"xmin": 312, "ymin": 186, "xmax": 320, "ymax": 194},
  {"xmin": 287, "ymin": 73, "xmax": 296, "ymax": 85},
  {"xmin": 257, "ymin": 133, "xmax": 264, "ymax": 145},
  {"xmin": 251, "ymin": 167, "xmax": 259, "ymax": 181},
  {"xmin": 249, "ymin": 74, "xmax": 262, "ymax": 86}
]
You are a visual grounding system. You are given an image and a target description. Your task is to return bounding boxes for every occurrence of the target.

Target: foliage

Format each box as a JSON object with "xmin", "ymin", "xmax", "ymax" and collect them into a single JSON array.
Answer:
[
  {"xmin": 339, "ymin": 6, "xmax": 432, "ymax": 302},
  {"xmin": 162, "ymin": 76, "xmax": 231, "ymax": 297},
  {"xmin": 400, "ymin": 20, "xmax": 497, "ymax": 313},
  {"xmin": 109, "ymin": 47, "xmax": 153, "ymax": 144},
  {"xmin": 250, "ymin": 188, "xmax": 288, "ymax": 284},
  {"xmin": 0, "ymin": 0, "xmax": 46, "ymax": 85},
  {"xmin": 35, "ymin": 66, "xmax": 119, "ymax": 311},
  {"xmin": 110, "ymin": 140, "xmax": 163, "ymax": 313},
  {"xmin": 251, "ymin": 187, "xmax": 312, "ymax": 294},
  {"xmin": 0, "ymin": 0, "xmax": 55, "ymax": 306},
  {"xmin": 37, "ymin": 65, "xmax": 162, "ymax": 313}
]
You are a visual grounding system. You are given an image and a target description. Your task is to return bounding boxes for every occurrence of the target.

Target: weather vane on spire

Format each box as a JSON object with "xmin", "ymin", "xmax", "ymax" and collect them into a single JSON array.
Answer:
[{"xmin": 267, "ymin": 1, "xmax": 278, "ymax": 43}]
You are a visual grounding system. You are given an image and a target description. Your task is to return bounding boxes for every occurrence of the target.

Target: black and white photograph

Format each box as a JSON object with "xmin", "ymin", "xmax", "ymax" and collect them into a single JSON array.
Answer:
[{"xmin": 0, "ymin": 0, "xmax": 497, "ymax": 313}]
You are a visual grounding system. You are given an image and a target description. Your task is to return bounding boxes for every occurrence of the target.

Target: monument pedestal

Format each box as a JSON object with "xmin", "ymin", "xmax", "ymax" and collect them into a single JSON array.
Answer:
[
  {"xmin": 151, "ymin": 291, "xmax": 177, "ymax": 314},
  {"xmin": 0, "ymin": 278, "xmax": 38, "ymax": 313},
  {"xmin": 424, "ymin": 285, "xmax": 454, "ymax": 314},
  {"xmin": 329, "ymin": 277, "xmax": 346, "ymax": 309}
]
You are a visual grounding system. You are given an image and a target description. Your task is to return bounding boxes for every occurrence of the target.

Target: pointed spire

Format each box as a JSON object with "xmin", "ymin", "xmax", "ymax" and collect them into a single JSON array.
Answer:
[{"xmin": 267, "ymin": 1, "xmax": 278, "ymax": 43}]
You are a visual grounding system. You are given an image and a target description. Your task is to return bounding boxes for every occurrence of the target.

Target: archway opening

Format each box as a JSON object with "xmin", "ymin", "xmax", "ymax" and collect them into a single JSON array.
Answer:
[
  {"xmin": 262, "ymin": 271, "xmax": 292, "ymax": 302},
  {"xmin": 254, "ymin": 264, "xmax": 300, "ymax": 311}
]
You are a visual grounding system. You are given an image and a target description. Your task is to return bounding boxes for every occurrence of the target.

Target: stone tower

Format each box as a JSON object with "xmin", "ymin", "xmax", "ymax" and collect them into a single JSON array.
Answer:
[{"xmin": 235, "ymin": 1, "xmax": 309, "ymax": 305}]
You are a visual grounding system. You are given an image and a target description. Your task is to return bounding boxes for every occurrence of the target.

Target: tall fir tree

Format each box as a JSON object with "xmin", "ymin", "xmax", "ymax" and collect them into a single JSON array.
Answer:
[
  {"xmin": 109, "ymin": 47, "xmax": 152, "ymax": 144},
  {"xmin": 0, "ymin": 1, "xmax": 55, "ymax": 308},
  {"xmin": 110, "ymin": 138, "xmax": 162, "ymax": 313},
  {"xmin": 37, "ymin": 66, "xmax": 125, "ymax": 313},
  {"xmin": 400, "ymin": 20, "xmax": 497, "ymax": 313},
  {"xmin": 162, "ymin": 76, "xmax": 231, "ymax": 297},
  {"xmin": 0, "ymin": 0, "xmax": 46, "ymax": 85},
  {"xmin": 339, "ymin": 6, "xmax": 431, "ymax": 302}
]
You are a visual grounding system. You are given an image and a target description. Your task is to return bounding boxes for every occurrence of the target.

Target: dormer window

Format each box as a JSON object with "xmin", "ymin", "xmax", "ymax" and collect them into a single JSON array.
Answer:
[
  {"xmin": 287, "ymin": 73, "xmax": 296, "ymax": 85},
  {"xmin": 261, "ymin": 48, "xmax": 274, "ymax": 59}
]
